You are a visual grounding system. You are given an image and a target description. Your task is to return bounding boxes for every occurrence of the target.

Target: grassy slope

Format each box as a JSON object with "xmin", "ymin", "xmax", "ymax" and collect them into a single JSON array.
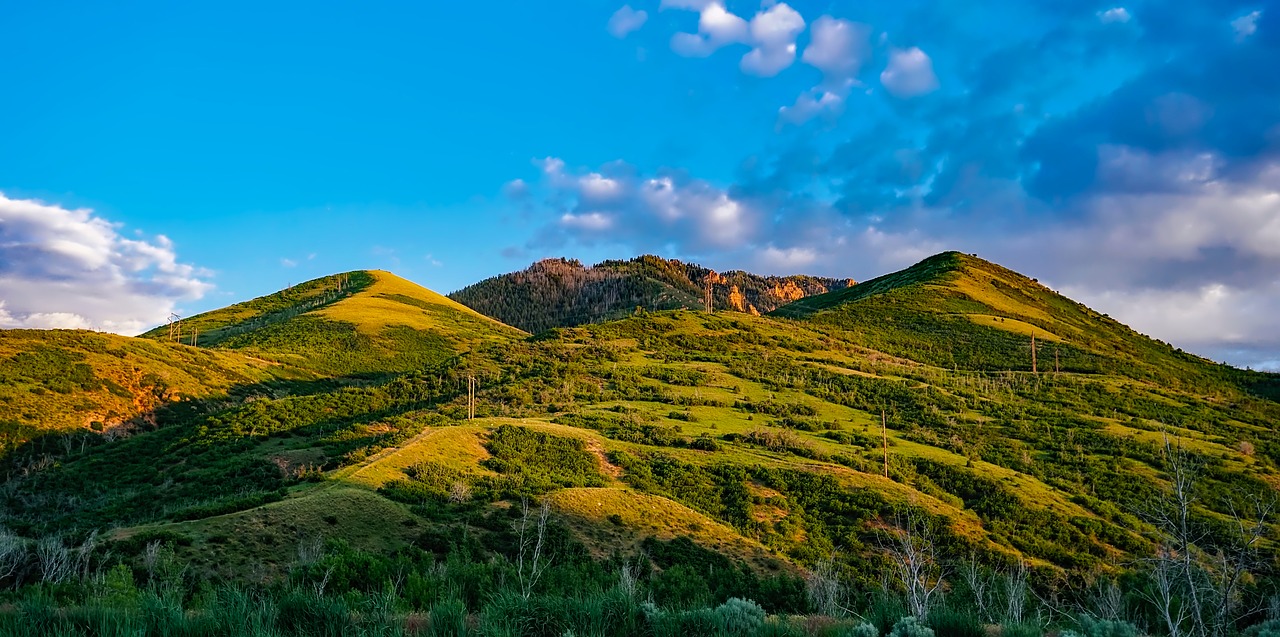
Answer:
[
  {"xmin": 146, "ymin": 270, "xmax": 525, "ymax": 376},
  {"xmin": 0, "ymin": 329, "xmax": 298, "ymax": 448},
  {"xmin": 7, "ymin": 254, "xmax": 1279, "ymax": 589}
]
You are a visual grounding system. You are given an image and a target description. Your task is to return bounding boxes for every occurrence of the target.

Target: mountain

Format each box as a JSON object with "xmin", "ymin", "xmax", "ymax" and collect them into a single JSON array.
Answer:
[
  {"xmin": 773, "ymin": 251, "xmax": 1224, "ymax": 385},
  {"xmin": 141, "ymin": 269, "xmax": 524, "ymax": 376},
  {"xmin": 2, "ymin": 253, "xmax": 1278, "ymax": 633},
  {"xmin": 447, "ymin": 255, "xmax": 854, "ymax": 333}
]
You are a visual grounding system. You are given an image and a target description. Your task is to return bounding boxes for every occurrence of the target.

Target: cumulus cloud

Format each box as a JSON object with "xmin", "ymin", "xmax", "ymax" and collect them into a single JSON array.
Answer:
[
  {"xmin": 778, "ymin": 17, "xmax": 873, "ymax": 125},
  {"xmin": 516, "ymin": 158, "xmax": 771, "ymax": 255},
  {"xmin": 740, "ymin": 3, "xmax": 805, "ymax": 76},
  {"xmin": 665, "ymin": 0, "xmax": 805, "ymax": 76},
  {"xmin": 802, "ymin": 17, "xmax": 872, "ymax": 84},
  {"xmin": 0, "ymin": 193, "xmax": 211, "ymax": 335},
  {"xmin": 1098, "ymin": 7, "xmax": 1132, "ymax": 24},
  {"xmin": 778, "ymin": 89, "xmax": 846, "ymax": 124},
  {"xmin": 669, "ymin": 2, "xmax": 749, "ymax": 57},
  {"xmin": 608, "ymin": 5, "xmax": 648, "ymax": 39},
  {"xmin": 880, "ymin": 47, "xmax": 939, "ymax": 98}
]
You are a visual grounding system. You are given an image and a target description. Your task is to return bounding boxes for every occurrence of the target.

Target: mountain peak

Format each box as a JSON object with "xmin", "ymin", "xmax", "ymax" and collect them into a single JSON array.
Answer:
[{"xmin": 448, "ymin": 255, "xmax": 853, "ymax": 333}]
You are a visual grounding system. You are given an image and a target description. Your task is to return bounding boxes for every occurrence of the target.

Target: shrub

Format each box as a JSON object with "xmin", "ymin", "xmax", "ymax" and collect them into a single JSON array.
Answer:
[
  {"xmin": 1062, "ymin": 616, "xmax": 1139, "ymax": 637},
  {"xmin": 1245, "ymin": 620, "xmax": 1280, "ymax": 637},
  {"xmin": 926, "ymin": 606, "xmax": 983, "ymax": 637},
  {"xmin": 842, "ymin": 622, "xmax": 881, "ymax": 637},
  {"xmin": 890, "ymin": 616, "xmax": 936, "ymax": 637}
]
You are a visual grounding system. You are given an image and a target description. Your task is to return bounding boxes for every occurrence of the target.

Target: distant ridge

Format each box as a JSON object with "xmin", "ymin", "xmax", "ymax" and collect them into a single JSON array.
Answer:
[{"xmin": 448, "ymin": 255, "xmax": 854, "ymax": 333}]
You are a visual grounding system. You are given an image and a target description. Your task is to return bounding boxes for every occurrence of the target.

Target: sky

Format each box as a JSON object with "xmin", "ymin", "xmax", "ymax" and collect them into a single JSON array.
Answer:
[{"xmin": 1, "ymin": 1, "xmax": 1277, "ymax": 370}]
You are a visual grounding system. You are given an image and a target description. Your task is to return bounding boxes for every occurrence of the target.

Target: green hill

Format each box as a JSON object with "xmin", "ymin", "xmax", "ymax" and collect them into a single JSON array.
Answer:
[
  {"xmin": 0, "ymin": 329, "xmax": 302, "ymax": 454},
  {"xmin": 2, "ymin": 254, "xmax": 1278, "ymax": 635},
  {"xmin": 773, "ymin": 251, "xmax": 1229, "ymax": 384},
  {"xmin": 448, "ymin": 255, "xmax": 853, "ymax": 333},
  {"xmin": 143, "ymin": 269, "xmax": 524, "ymax": 375}
]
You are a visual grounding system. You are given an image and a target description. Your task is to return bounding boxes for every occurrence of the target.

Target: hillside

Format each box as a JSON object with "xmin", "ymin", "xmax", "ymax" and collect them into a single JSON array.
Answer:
[
  {"xmin": 0, "ymin": 329, "xmax": 298, "ymax": 454},
  {"xmin": 773, "ymin": 251, "xmax": 1230, "ymax": 385},
  {"xmin": 448, "ymin": 255, "xmax": 854, "ymax": 333},
  {"xmin": 142, "ymin": 270, "xmax": 525, "ymax": 375},
  {"xmin": 1, "ymin": 253, "xmax": 1278, "ymax": 635}
]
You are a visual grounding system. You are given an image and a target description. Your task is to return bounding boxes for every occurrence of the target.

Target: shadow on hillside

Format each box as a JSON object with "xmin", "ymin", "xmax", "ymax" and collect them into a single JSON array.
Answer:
[{"xmin": 0, "ymin": 370, "xmax": 437, "ymax": 473}]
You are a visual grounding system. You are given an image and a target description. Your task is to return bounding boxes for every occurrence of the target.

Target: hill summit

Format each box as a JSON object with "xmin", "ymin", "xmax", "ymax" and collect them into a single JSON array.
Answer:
[
  {"xmin": 141, "ymin": 269, "xmax": 522, "ymax": 375},
  {"xmin": 448, "ymin": 255, "xmax": 854, "ymax": 333}
]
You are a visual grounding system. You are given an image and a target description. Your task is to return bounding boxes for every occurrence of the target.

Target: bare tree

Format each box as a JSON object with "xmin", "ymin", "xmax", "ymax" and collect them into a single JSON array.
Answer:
[
  {"xmin": 618, "ymin": 561, "xmax": 639, "ymax": 600},
  {"xmin": 960, "ymin": 555, "xmax": 1029, "ymax": 625},
  {"xmin": 515, "ymin": 498, "xmax": 551, "ymax": 599},
  {"xmin": 881, "ymin": 509, "xmax": 946, "ymax": 619},
  {"xmin": 959, "ymin": 557, "xmax": 994, "ymax": 623},
  {"xmin": 807, "ymin": 559, "xmax": 851, "ymax": 617},
  {"xmin": 1087, "ymin": 578, "xmax": 1126, "ymax": 622},
  {"xmin": 449, "ymin": 481, "xmax": 472, "ymax": 504},
  {"xmin": 0, "ymin": 529, "xmax": 26, "ymax": 583},
  {"xmin": 36, "ymin": 537, "xmax": 73, "ymax": 585},
  {"xmin": 1139, "ymin": 433, "xmax": 1276, "ymax": 637}
]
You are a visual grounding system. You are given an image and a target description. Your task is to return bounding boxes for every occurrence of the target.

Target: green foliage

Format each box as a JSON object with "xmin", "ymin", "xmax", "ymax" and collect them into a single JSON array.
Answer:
[
  {"xmin": 890, "ymin": 616, "xmax": 936, "ymax": 637},
  {"xmin": 481, "ymin": 425, "xmax": 606, "ymax": 493},
  {"xmin": 1062, "ymin": 616, "xmax": 1139, "ymax": 637}
]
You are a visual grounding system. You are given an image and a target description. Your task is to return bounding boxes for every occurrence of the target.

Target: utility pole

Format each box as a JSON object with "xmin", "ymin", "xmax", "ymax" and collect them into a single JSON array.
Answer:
[
  {"xmin": 167, "ymin": 312, "xmax": 182, "ymax": 342},
  {"xmin": 1031, "ymin": 333, "xmax": 1038, "ymax": 374},
  {"xmin": 467, "ymin": 375, "xmax": 475, "ymax": 420},
  {"xmin": 881, "ymin": 409, "xmax": 889, "ymax": 478},
  {"xmin": 703, "ymin": 272, "xmax": 716, "ymax": 313}
]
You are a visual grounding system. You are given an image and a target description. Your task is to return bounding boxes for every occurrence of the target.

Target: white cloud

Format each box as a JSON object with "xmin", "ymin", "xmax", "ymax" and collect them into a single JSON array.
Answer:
[
  {"xmin": 759, "ymin": 246, "xmax": 818, "ymax": 269},
  {"xmin": 280, "ymin": 258, "xmax": 298, "ymax": 268},
  {"xmin": 1232, "ymin": 10, "xmax": 1262, "ymax": 41},
  {"xmin": 802, "ymin": 17, "xmax": 872, "ymax": 83},
  {"xmin": 669, "ymin": 2, "xmax": 749, "ymax": 57},
  {"xmin": 779, "ymin": 16, "xmax": 872, "ymax": 125},
  {"xmin": 740, "ymin": 3, "xmax": 805, "ymax": 77},
  {"xmin": 608, "ymin": 5, "xmax": 648, "ymax": 39},
  {"xmin": 0, "ymin": 193, "xmax": 211, "ymax": 335},
  {"xmin": 1098, "ymin": 7, "xmax": 1131, "ymax": 24},
  {"xmin": 560, "ymin": 211, "xmax": 615, "ymax": 231},
  {"xmin": 778, "ymin": 88, "xmax": 846, "ymax": 124},
  {"xmin": 880, "ymin": 47, "xmax": 939, "ymax": 98}
]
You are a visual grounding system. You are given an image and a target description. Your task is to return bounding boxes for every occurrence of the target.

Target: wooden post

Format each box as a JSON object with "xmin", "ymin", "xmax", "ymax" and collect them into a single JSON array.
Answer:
[
  {"xmin": 1031, "ymin": 333, "xmax": 1038, "ymax": 374},
  {"xmin": 881, "ymin": 409, "xmax": 889, "ymax": 478},
  {"xmin": 467, "ymin": 375, "xmax": 476, "ymax": 420}
]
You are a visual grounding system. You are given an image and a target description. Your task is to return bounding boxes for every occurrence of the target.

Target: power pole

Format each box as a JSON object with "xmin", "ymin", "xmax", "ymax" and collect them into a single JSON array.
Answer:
[
  {"xmin": 467, "ymin": 375, "xmax": 475, "ymax": 420},
  {"xmin": 167, "ymin": 312, "xmax": 182, "ymax": 342},
  {"xmin": 703, "ymin": 272, "xmax": 716, "ymax": 313},
  {"xmin": 881, "ymin": 409, "xmax": 889, "ymax": 478},
  {"xmin": 1031, "ymin": 333, "xmax": 1038, "ymax": 374}
]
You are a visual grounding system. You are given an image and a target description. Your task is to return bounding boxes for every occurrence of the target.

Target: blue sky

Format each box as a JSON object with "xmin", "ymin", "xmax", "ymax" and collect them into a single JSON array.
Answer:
[{"xmin": 1, "ymin": 1, "xmax": 1277, "ymax": 369}]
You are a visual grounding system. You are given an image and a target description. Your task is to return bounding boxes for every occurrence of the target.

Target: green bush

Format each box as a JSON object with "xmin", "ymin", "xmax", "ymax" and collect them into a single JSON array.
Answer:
[{"xmin": 890, "ymin": 616, "xmax": 936, "ymax": 637}]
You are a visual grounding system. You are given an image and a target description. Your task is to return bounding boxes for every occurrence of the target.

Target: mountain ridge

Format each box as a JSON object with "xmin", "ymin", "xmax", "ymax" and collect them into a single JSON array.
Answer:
[{"xmin": 447, "ymin": 255, "xmax": 854, "ymax": 333}]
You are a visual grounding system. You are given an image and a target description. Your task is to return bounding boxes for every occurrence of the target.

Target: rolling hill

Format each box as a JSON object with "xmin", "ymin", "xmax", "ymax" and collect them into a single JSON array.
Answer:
[
  {"xmin": 448, "ymin": 255, "xmax": 854, "ymax": 333},
  {"xmin": 141, "ymin": 269, "xmax": 524, "ymax": 375},
  {"xmin": 1, "ymin": 252, "xmax": 1277, "ymax": 635}
]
